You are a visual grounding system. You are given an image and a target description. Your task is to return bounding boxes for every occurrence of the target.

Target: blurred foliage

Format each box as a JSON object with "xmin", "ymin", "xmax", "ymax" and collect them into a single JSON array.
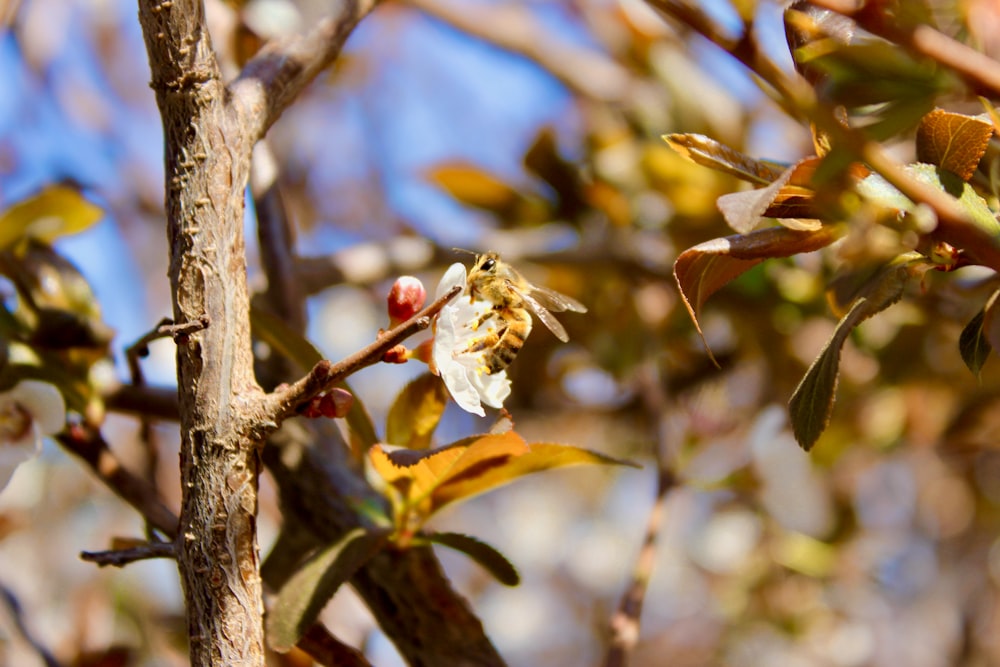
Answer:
[{"xmin": 5, "ymin": 0, "xmax": 1000, "ymax": 666}]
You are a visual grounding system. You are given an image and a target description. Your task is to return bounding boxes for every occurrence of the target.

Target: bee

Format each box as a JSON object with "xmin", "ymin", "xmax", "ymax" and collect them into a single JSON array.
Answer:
[{"xmin": 461, "ymin": 251, "xmax": 587, "ymax": 374}]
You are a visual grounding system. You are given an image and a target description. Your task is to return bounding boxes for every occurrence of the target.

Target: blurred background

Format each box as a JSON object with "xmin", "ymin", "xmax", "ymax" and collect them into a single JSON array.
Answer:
[{"xmin": 3, "ymin": 0, "xmax": 1000, "ymax": 665}]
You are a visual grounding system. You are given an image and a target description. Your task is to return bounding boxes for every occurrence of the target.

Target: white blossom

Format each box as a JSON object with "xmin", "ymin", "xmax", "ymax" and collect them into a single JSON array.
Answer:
[
  {"xmin": 432, "ymin": 263, "xmax": 511, "ymax": 416},
  {"xmin": 0, "ymin": 380, "xmax": 66, "ymax": 492}
]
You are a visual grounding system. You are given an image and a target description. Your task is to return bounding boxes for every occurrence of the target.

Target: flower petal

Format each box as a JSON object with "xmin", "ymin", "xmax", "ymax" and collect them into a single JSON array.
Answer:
[
  {"xmin": 432, "ymin": 263, "xmax": 512, "ymax": 416},
  {"xmin": 6, "ymin": 380, "xmax": 66, "ymax": 435},
  {"xmin": 0, "ymin": 425, "xmax": 42, "ymax": 492},
  {"xmin": 437, "ymin": 263, "xmax": 467, "ymax": 298}
]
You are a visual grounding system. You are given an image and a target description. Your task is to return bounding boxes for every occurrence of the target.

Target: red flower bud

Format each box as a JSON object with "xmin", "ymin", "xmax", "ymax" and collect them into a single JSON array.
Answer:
[
  {"xmin": 301, "ymin": 388, "xmax": 354, "ymax": 419},
  {"xmin": 382, "ymin": 344, "xmax": 409, "ymax": 364},
  {"xmin": 319, "ymin": 388, "xmax": 354, "ymax": 418},
  {"xmin": 387, "ymin": 276, "xmax": 427, "ymax": 326}
]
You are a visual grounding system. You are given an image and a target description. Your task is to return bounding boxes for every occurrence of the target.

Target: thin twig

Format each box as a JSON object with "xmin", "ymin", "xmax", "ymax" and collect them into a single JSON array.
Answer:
[
  {"xmin": 230, "ymin": 0, "xmax": 381, "ymax": 141},
  {"xmin": 124, "ymin": 317, "xmax": 204, "ymax": 537},
  {"xmin": 104, "ymin": 384, "xmax": 181, "ymax": 422},
  {"xmin": 405, "ymin": 0, "xmax": 633, "ymax": 101},
  {"xmin": 57, "ymin": 425, "xmax": 178, "ymax": 538},
  {"xmin": 262, "ymin": 284, "xmax": 461, "ymax": 423},
  {"xmin": 80, "ymin": 541, "xmax": 177, "ymax": 568},
  {"xmin": 253, "ymin": 143, "xmax": 304, "ymax": 333},
  {"xmin": 0, "ymin": 583, "xmax": 61, "ymax": 667},
  {"xmin": 604, "ymin": 363, "xmax": 678, "ymax": 667},
  {"xmin": 810, "ymin": 0, "xmax": 1000, "ymax": 98}
]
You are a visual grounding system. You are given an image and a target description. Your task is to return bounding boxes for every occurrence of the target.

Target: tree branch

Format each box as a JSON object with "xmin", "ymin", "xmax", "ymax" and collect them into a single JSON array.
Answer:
[
  {"xmin": 809, "ymin": 0, "xmax": 1000, "ymax": 98},
  {"xmin": 81, "ymin": 541, "xmax": 177, "ymax": 568},
  {"xmin": 404, "ymin": 0, "xmax": 634, "ymax": 101},
  {"xmin": 262, "ymin": 284, "xmax": 460, "ymax": 424},
  {"xmin": 57, "ymin": 425, "xmax": 179, "ymax": 538},
  {"xmin": 604, "ymin": 364, "xmax": 677, "ymax": 667},
  {"xmin": 645, "ymin": 0, "xmax": 1000, "ymax": 273},
  {"xmin": 230, "ymin": 0, "xmax": 381, "ymax": 141}
]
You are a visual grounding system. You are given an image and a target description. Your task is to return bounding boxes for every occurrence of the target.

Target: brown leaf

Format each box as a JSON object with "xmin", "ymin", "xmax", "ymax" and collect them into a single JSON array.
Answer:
[
  {"xmin": 663, "ymin": 133, "xmax": 786, "ymax": 186},
  {"xmin": 674, "ymin": 225, "xmax": 843, "ymax": 362},
  {"xmin": 915, "ymin": 109, "xmax": 994, "ymax": 181}
]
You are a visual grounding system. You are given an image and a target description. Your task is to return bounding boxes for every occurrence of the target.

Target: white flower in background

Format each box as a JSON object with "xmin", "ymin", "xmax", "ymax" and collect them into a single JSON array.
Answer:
[
  {"xmin": 0, "ymin": 380, "xmax": 66, "ymax": 492},
  {"xmin": 432, "ymin": 263, "xmax": 511, "ymax": 417}
]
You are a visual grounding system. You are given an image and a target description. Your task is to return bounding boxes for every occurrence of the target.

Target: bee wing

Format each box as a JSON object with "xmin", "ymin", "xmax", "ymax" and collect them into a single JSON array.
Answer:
[
  {"xmin": 520, "ymin": 291, "xmax": 570, "ymax": 342},
  {"xmin": 528, "ymin": 284, "xmax": 587, "ymax": 313}
]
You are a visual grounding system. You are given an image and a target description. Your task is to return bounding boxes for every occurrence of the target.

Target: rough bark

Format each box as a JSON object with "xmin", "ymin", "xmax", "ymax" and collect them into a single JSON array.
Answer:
[
  {"xmin": 138, "ymin": 0, "xmax": 266, "ymax": 663},
  {"xmin": 136, "ymin": 0, "xmax": 505, "ymax": 663}
]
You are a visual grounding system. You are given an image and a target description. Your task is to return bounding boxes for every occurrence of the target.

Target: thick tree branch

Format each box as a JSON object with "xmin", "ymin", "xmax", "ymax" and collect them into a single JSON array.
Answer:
[{"xmin": 230, "ymin": 0, "xmax": 380, "ymax": 141}]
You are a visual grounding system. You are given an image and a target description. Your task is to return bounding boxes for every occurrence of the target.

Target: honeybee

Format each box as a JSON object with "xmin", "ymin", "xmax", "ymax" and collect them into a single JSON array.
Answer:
[{"xmin": 461, "ymin": 251, "xmax": 587, "ymax": 374}]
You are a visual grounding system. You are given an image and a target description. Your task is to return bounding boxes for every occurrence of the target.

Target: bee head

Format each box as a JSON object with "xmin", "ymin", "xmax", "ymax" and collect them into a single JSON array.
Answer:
[{"xmin": 476, "ymin": 254, "xmax": 497, "ymax": 273}]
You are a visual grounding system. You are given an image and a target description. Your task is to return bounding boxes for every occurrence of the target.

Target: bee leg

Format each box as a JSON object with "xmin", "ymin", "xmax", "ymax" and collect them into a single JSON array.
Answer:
[
  {"xmin": 467, "ymin": 308, "xmax": 498, "ymax": 331},
  {"xmin": 463, "ymin": 330, "xmax": 500, "ymax": 354}
]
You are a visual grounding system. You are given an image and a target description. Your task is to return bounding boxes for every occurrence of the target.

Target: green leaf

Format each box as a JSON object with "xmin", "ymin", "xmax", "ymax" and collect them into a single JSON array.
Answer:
[
  {"xmin": 674, "ymin": 225, "xmax": 843, "ymax": 363},
  {"xmin": 250, "ymin": 304, "xmax": 379, "ymax": 450},
  {"xmin": 425, "ymin": 532, "xmax": 520, "ymax": 586},
  {"xmin": 385, "ymin": 372, "xmax": 449, "ymax": 449},
  {"xmin": 959, "ymin": 308, "xmax": 992, "ymax": 377},
  {"xmin": 796, "ymin": 40, "xmax": 950, "ymax": 138},
  {"xmin": 915, "ymin": 109, "xmax": 994, "ymax": 181},
  {"xmin": 789, "ymin": 257, "xmax": 918, "ymax": 450},
  {"xmin": 266, "ymin": 527, "xmax": 389, "ymax": 653},
  {"xmin": 0, "ymin": 184, "xmax": 104, "ymax": 250},
  {"xmin": 857, "ymin": 163, "xmax": 1000, "ymax": 238}
]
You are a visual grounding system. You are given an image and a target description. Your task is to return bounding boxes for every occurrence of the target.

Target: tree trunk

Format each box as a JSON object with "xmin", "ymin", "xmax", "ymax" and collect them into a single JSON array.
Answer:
[{"xmin": 138, "ymin": 0, "xmax": 266, "ymax": 663}]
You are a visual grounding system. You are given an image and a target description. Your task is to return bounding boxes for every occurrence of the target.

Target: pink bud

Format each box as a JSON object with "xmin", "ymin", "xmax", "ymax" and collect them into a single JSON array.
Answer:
[
  {"xmin": 318, "ymin": 388, "xmax": 354, "ymax": 418},
  {"xmin": 387, "ymin": 276, "xmax": 427, "ymax": 326}
]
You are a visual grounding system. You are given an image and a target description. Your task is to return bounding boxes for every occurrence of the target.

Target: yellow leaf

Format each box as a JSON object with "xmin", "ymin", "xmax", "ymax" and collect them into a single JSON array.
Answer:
[
  {"xmin": 0, "ymin": 185, "xmax": 104, "ymax": 250},
  {"xmin": 385, "ymin": 373, "xmax": 449, "ymax": 449},
  {"xmin": 425, "ymin": 163, "xmax": 520, "ymax": 211},
  {"xmin": 430, "ymin": 442, "xmax": 639, "ymax": 512}
]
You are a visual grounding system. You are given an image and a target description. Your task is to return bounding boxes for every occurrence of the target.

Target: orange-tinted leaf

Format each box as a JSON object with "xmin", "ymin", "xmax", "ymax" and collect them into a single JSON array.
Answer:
[
  {"xmin": 430, "ymin": 442, "xmax": 639, "ymax": 513},
  {"xmin": 425, "ymin": 163, "xmax": 520, "ymax": 211},
  {"xmin": 370, "ymin": 434, "xmax": 638, "ymax": 525},
  {"xmin": 916, "ymin": 109, "xmax": 993, "ymax": 181},
  {"xmin": 675, "ymin": 225, "xmax": 843, "ymax": 361},
  {"xmin": 664, "ymin": 133, "xmax": 786, "ymax": 186},
  {"xmin": 0, "ymin": 184, "xmax": 103, "ymax": 250},
  {"xmin": 370, "ymin": 432, "xmax": 531, "ymax": 515},
  {"xmin": 717, "ymin": 158, "xmax": 837, "ymax": 233},
  {"xmin": 385, "ymin": 373, "xmax": 449, "ymax": 449}
]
